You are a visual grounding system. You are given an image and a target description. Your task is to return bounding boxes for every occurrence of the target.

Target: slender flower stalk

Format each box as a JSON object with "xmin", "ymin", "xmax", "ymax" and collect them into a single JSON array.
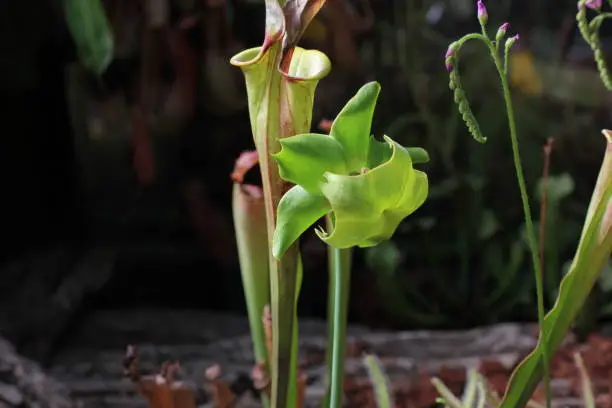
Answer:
[
  {"xmin": 493, "ymin": 37, "xmax": 552, "ymax": 408},
  {"xmin": 443, "ymin": 2, "xmax": 550, "ymax": 406},
  {"xmin": 497, "ymin": 4, "xmax": 612, "ymax": 405}
]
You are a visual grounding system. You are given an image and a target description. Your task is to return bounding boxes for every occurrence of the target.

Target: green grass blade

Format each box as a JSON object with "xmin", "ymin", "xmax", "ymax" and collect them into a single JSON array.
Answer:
[
  {"xmin": 364, "ymin": 354, "xmax": 393, "ymax": 408},
  {"xmin": 501, "ymin": 133, "xmax": 612, "ymax": 408},
  {"xmin": 574, "ymin": 352, "xmax": 595, "ymax": 408}
]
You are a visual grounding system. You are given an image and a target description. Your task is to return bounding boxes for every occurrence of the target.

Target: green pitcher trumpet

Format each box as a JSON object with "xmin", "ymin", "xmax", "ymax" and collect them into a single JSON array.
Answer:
[{"xmin": 229, "ymin": 1, "xmax": 331, "ymax": 406}]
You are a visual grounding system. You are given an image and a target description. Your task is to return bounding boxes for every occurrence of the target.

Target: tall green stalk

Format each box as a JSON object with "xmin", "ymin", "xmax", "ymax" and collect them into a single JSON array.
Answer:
[
  {"xmin": 324, "ymin": 215, "xmax": 353, "ymax": 408},
  {"xmin": 491, "ymin": 43, "xmax": 551, "ymax": 408},
  {"xmin": 444, "ymin": 3, "xmax": 549, "ymax": 404},
  {"xmin": 230, "ymin": 2, "xmax": 331, "ymax": 405}
]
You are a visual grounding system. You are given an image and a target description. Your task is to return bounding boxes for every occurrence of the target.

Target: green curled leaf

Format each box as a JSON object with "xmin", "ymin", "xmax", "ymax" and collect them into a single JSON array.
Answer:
[
  {"xmin": 368, "ymin": 137, "xmax": 430, "ymax": 167},
  {"xmin": 367, "ymin": 136, "xmax": 392, "ymax": 167},
  {"xmin": 273, "ymin": 185, "xmax": 331, "ymax": 258},
  {"xmin": 275, "ymin": 133, "xmax": 347, "ymax": 195},
  {"xmin": 404, "ymin": 147, "xmax": 430, "ymax": 164},
  {"xmin": 317, "ymin": 136, "xmax": 428, "ymax": 248},
  {"xmin": 330, "ymin": 81, "xmax": 381, "ymax": 171}
]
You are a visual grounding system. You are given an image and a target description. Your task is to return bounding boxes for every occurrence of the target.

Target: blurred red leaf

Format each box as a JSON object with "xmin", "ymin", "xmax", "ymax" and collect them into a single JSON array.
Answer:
[
  {"xmin": 231, "ymin": 151, "xmax": 259, "ymax": 184},
  {"xmin": 132, "ymin": 107, "xmax": 156, "ymax": 185}
]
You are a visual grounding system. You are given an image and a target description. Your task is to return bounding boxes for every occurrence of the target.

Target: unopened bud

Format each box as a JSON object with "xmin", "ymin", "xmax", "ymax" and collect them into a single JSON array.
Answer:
[
  {"xmin": 585, "ymin": 0, "xmax": 602, "ymax": 10},
  {"xmin": 505, "ymin": 34, "xmax": 520, "ymax": 52},
  {"xmin": 477, "ymin": 0, "xmax": 488, "ymax": 26},
  {"xmin": 496, "ymin": 22, "xmax": 509, "ymax": 42},
  {"xmin": 445, "ymin": 42, "xmax": 459, "ymax": 72}
]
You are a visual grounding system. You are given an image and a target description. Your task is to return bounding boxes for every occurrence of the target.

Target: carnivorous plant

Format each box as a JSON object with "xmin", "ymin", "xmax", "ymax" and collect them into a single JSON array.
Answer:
[{"xmin": 230, "ymin": 1, "xmax": 429, "ymax": 407}]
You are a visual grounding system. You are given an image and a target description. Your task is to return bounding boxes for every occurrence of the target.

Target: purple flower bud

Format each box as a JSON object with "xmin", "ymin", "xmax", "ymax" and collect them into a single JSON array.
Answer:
[
  {"xmin": 445, "ymin": 51, "xmax": 454, "ymax": 72},
  {"xmin": 585, "ymin": 0, "xmax": 602, "ymax": 9},
  {"xmin": 445, "ymin": 43, "xmax": 458, "ymax": 72},
  {"xmin": 477, "ymin": 0, "xmax": 488, "ymax": 26},
  {"xmin": 496, "ymin": 22, "xmax": 509, "ymax": 41},
  {"xmin": 505, "ymin": 34, "xmax": 520, "ymax": 51}
]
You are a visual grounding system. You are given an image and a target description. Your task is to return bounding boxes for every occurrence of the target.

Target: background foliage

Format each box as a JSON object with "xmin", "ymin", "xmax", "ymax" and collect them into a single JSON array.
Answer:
[{"xmin": 3, "ymin": 0, "xmax": 612, "ymax": 333}]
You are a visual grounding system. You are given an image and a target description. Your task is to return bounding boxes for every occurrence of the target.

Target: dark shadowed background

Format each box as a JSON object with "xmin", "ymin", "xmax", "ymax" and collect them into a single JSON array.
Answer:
[{"xmin": 1, "ymin": 0, "xmax": 611, "ymax": 368}]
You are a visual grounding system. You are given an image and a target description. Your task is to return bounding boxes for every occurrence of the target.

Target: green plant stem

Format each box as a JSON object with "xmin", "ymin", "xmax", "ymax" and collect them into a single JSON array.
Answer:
[
  {"xmin": 324, "ymin": 215, "xmax": 352, "ymax": 408},
  {"xmin": 487, "ymin": 41, "xmax": 551, "ymax": 408},
  {"xmin": 260, "ymin": 111, "xmax": 301, "ymax": 408},
  {"xmin": 269, "ymin": 246, "xmax": 300, "ymax": 408}
]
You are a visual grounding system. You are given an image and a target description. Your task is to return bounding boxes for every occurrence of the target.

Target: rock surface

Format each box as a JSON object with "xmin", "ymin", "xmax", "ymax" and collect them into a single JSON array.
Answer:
[
  {"xmin": 0, "ymin": 307, "xmax": 586, "ymax": 407},
  {"xmin": 0, "ymin": 336, "xmax": 74, "ymax": 408},
  {"xmin": 47, "ymin": 308, "xmax": 546, "ymax": 407},
  {"xmin": 0, "ymin": 246, "xmax": 115, "ymax": 362}
]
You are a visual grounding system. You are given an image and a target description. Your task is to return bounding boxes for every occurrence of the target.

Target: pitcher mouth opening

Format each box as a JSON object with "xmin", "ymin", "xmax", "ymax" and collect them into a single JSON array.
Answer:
[
  {"xmin": 230, "ymin": 47, "xmax": 263, "ymax": 68},
  {"xmin": 231, "ymin": 45, "xmax": 331, "ymax": 82},
  {"xmin": 281, "ymin": 48, "xmax": 331, "ymax": 81}
]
